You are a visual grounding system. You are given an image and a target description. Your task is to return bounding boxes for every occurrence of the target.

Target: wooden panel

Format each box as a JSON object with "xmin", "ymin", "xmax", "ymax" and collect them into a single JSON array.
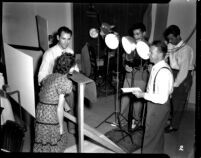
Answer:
[
  {"xmin": 63, "ymin": 112, "xmax": 126, "ymax": 153},
  {"xmin": 36, "ymin": 15, "xmax": 49, "ymax": 52},
  {"xmin": 4, "ymin": 43, "xmax": 35, "ymax": 117}
]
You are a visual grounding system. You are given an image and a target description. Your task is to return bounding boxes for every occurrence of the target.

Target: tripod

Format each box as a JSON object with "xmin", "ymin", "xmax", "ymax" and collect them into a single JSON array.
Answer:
[
  {"xmin": 96, "ymin": 47, "xmax": 137, "ymax": 145},
  {"xmin": 96, "ymin": 47, "xmax": 126, "ymax": 126}
]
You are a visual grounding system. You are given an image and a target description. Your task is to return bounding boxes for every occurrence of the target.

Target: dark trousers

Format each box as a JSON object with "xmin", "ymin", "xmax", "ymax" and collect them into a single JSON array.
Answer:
[
  {"xmin": 170, "ymin": 70, "xmax": 192, "ymax": 129},
  {"xmin": 142, "ymin": 100, "xmax": 170, "ymax": 153}
]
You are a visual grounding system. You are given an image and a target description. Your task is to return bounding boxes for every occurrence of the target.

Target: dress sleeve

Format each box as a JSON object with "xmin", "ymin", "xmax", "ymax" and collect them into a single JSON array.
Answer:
[{"xmin": 56, "ymin": 76, "xmax": 73, "ymax": 95}]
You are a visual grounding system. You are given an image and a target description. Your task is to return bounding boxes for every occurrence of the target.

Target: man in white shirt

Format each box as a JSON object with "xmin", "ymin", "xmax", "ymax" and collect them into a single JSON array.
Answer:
[
  {"xmin": 38, "ymin": 26, "xmax": 79, "ymax": 85},
  {"xmin": 132, "ymin": 40, "xmax": 174, "ymax": 153},
  {"xmin": 38, "ymin": 26, "xmax": 79, "ymax": 134},
  {"xmin": 163, "ymin": 25, "xmax": 194, "ymax": 133}
]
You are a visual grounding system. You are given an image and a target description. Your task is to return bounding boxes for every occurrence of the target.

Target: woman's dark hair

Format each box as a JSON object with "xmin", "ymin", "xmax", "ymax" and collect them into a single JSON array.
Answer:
[
  {"xmin": 53, "ymin": 53, "xmax": 75, "ymax": 74},
  {"xmin": 152, "ymin": 40, "xmax": 167, "ymax": 58}
]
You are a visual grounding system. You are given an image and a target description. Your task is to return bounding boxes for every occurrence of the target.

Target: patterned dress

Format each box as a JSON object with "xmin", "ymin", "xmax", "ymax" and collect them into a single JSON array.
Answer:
[{"xmin": 33, "ymin": 73, "xmax": 72, "ymax": 152}]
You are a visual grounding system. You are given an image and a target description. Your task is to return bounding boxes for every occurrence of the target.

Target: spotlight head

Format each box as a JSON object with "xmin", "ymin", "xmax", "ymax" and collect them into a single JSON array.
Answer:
[
  {"xmin": 122, "ymin": 36, "xmax": 149, "ymax": 60},
  {"xmin": 136, "ymin": 41, "xmax": 150, "ymax": 60},
  {"xmin": 100, "ymin": 22, "xmax": 115, "ymax": 35},
  {"xmin": 105, "ymin": 33, "xmax": 119, "ymax": 50},
  {"xmin": 89, "ymin": 28, "xmax": 99, "ymax": 38},
  {"xmin": 122, "ymin": 36, "xmax": 136, "ymax": 54}
]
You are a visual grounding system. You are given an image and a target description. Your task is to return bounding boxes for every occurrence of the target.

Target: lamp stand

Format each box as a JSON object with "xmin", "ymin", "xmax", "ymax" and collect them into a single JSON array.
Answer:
[{"xmin": 96, "ymin": 46, "xmax": 134, "ymax": 144}]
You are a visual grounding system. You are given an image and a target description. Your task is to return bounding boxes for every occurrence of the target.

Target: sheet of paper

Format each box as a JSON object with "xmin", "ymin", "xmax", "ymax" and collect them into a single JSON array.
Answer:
[{"xmin": 121, "ymin": 87, "xmax": 142, "ymax": 93}]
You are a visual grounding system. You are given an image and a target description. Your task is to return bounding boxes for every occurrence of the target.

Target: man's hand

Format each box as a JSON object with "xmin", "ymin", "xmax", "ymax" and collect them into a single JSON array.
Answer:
[
  {"xmin": 132, "ymin": 90, "xmax": 144, "ymax": 98},
  {"xmin": 125, "ymin": 65, "xmax": 133, "ymax": 72}
]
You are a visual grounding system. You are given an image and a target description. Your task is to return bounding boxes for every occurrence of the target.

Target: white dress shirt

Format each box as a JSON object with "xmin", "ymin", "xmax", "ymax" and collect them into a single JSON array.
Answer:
[
  {"xmin": 144, "ymin": 60, "xmax": 174, "ymax": 104},
  {"xmin": 168, "ymin": 40, "xmax": 194, "ymax": 87},
  {"xmin": 38, "ymin": 44, "xmax": 79, "ymax": 84}
]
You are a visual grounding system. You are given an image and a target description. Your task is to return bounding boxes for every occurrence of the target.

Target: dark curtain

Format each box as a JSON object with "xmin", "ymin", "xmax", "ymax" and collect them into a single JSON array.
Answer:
[{"xmin": 73, "ymin": 3, "xmax": 151, "ymax": 55}]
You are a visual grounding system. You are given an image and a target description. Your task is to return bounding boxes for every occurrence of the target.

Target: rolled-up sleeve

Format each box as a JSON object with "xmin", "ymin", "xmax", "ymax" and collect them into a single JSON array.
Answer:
[{"xmin": 174, "ymin": 47, "xmax": 191, "ymax": 87}]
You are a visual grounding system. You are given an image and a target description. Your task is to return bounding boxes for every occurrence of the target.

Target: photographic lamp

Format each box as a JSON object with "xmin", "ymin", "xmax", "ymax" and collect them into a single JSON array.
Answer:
[{"xmin": 122, "ymin": 36, "xmax": 150, "ymax": 60}]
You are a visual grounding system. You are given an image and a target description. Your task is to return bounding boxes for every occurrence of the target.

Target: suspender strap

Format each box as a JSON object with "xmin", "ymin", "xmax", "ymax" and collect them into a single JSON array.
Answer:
[{"xmin": 153, "ymin": 67, "xmax": 172, "ymax": 93}]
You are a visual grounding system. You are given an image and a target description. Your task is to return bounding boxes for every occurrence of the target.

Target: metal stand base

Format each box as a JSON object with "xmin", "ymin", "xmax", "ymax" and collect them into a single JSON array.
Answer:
[
  {"xmin": 95, "ymin": 111, "xmax": 134, "ymax": 144},
  {"xmin": 96, "ymin": 111, "xmax": 127, "ymax": 128}
]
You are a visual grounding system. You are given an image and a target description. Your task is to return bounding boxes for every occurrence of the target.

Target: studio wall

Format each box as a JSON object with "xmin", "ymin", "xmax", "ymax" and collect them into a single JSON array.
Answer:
[{"xmin": 2, "ymin": 2, "xmax": 73, "ymax": 49}]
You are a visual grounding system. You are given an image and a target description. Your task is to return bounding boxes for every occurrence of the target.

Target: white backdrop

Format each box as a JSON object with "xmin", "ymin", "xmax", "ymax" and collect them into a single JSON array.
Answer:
[{"xmin": 4, "ymin": 43, "xmax": 35, "ymax": 117}]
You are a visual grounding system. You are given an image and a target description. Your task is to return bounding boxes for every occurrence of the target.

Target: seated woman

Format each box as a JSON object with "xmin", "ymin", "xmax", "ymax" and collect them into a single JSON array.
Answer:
[{"xmin": 33, "ymin": 53, "xmax": 75, "ymax": 152}]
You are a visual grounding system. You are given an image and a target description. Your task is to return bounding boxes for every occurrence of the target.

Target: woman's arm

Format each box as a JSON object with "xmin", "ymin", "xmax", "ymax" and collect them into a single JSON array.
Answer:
[{"xmin": 57, "ymin": 94, "xmax": 65, "ymax": 135}]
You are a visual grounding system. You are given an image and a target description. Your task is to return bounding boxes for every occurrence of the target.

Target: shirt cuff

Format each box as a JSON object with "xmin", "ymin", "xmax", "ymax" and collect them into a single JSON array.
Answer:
[{"xmin": 143, "ymin": 93, "xmax": 149, "ymax": 100}]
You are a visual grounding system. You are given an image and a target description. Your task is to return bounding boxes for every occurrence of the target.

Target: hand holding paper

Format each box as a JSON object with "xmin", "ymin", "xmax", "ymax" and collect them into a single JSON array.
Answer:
[
  {"xmin": 121, "ymin": 87, "xmax": 142, "ymax": 93},
  {"xmin": 121, "ymin": 87, "xmax": 144, "ymax": 98},
  {"xmin": 132, "ymin": 88, "xmax": 145, "ymax": 98}
]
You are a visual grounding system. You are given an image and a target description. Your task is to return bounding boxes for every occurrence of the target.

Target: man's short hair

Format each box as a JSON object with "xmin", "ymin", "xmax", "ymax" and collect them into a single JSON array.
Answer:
[
  {"xmin": 128, "ymin": 22, "xmax": 146, "ymax": 36},
  {"xmin": 132, "ymin": 23, "xmax": 146, "ymax": 32},
  {"xmin": 163, "ymin": 25, "xmax": 180, "ymax": 39},
  {"xmin": 152, "ymin": 40, "xmax": 167, "ymax": 58},
  {"xmin": 57, "ymin": 26, "xmax": 72, "ymax": 37}
]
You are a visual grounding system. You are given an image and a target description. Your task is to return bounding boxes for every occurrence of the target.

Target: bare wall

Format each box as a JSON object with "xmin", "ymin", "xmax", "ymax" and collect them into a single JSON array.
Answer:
[{"xmin": 2, "ymin": 2, "xmax": 73, "ymax": 49}]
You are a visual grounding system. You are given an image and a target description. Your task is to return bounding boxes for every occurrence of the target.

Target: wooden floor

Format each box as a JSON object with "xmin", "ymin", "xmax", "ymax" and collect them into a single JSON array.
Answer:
[{"xmin": 21, "ymin": 95, "xmax": 195, "ymax": 157}]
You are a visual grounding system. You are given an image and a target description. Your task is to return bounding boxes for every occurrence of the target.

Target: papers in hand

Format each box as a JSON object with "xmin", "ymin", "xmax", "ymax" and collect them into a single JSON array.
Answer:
[{"xmin": 121, "ymin": 87, "xmax": 142, "ymax": 93}]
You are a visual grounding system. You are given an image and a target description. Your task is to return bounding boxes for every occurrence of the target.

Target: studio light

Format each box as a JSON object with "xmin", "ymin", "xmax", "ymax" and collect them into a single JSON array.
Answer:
[
  {"xmin": 105, "ymin": 33, "xmax": 119, "ymax": 50},
  {"xmin": 122, "ymin": 36, "xmax": 150, "ymax": 60},
  {"xmin": 121, "ymin": 36, "xmax": 136, "ymax": 54},
  {"xmin": 136, "ymin": 41, "xmax": 150, "ymax": 60},
  {"xmin": 89, "ymin": 28, "xmax": 99, "ymax": 38}
]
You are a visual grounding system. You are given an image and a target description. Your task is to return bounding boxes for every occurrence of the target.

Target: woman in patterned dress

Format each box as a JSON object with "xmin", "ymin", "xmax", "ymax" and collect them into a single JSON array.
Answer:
[{"xmin": 33, "ymin": 53, "xmax": 75, "ymax": 152}]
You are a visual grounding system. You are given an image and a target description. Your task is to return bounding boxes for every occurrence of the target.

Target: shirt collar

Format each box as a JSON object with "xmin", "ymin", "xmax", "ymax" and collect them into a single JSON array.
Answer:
[
  {"xmin": 152, "ymin": 60, "xmax": 167, "ymax": 71},
  {"xmin": 57, "ymin": 44, "xmax": 67, "ymax": 52}
]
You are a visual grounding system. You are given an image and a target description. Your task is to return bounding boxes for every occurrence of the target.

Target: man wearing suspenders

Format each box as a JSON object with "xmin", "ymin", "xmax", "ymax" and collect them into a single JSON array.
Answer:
[{"xmin": 132, "ymin": 40, "xmax": 174, "ymax": 153}]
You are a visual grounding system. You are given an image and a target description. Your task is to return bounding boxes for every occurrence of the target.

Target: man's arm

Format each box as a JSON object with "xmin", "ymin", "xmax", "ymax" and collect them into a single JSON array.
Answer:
[
  {"xmin": 174, "ymin": 47, "xmax": 192, "ymax": 87},
  {"xmin": 38, "ymin": 51, "xmax": 53, "ymax": 85},
  {"xmin": 133, "ymin": 69, "xmax": 173, "ymax": 104}
]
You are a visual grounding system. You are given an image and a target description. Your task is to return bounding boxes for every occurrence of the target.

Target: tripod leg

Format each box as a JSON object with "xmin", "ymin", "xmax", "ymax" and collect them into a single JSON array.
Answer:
[
  {"xmin": 116, "ymin": 112, "xmax": 126, "ymax": 141},
  {"xmin": 95, "ymin": 112, "xmax": 116, "ymax": 128},
  {"xmin": 118, "ymin": 113, "xmax": 128, "ymax": 125},
  {"xmin": 128, "ymin": 96, "xmax": 134, "ymax": 132},
  {"xmin": 141, "ymin": 102, "xmax": 147, "ymax": 153}
]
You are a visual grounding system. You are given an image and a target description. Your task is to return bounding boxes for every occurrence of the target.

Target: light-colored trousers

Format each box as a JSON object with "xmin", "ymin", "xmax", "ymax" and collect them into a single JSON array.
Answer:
[{"xmin": 120, "ymin": 69, "xmax": 148, "ymax": 121}]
